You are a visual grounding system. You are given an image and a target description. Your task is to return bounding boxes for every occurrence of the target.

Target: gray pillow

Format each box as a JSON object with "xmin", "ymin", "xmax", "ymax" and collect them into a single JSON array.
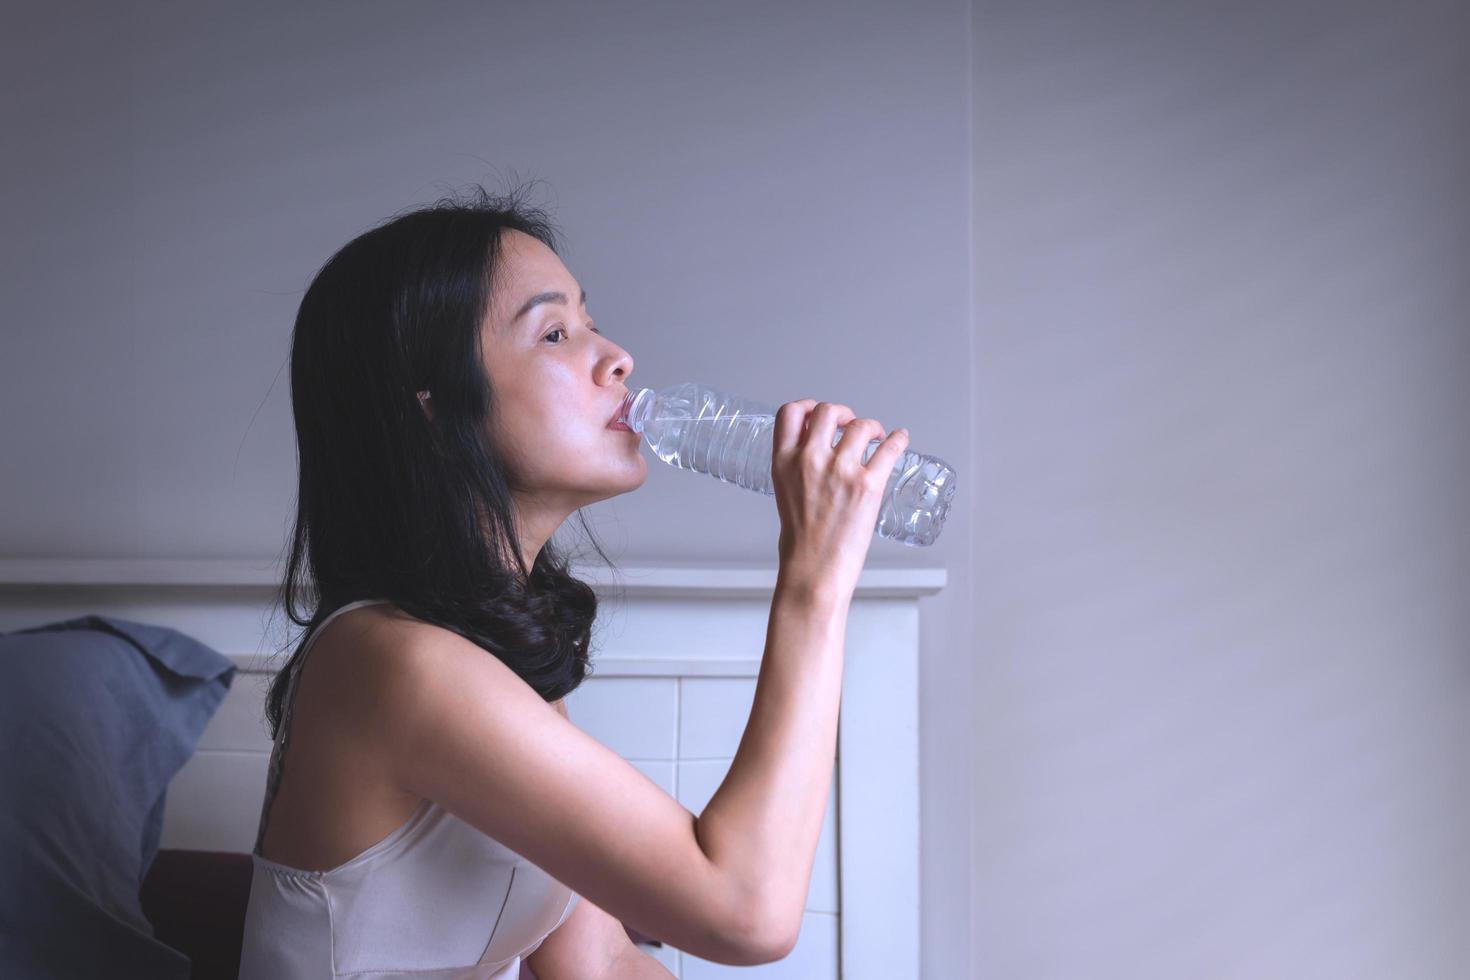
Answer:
[{"xmin": 0, "ymin": 614, "xmax": 236, "ymax": 979}]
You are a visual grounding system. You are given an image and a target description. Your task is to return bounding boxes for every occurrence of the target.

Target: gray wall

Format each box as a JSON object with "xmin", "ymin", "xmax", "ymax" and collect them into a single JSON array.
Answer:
[
  {"xmin": 1, "ymin": 2, "xmax": 974, "ymax": 978},
  {"xmin": 972, "ymin": 1, "xmax": 1469, "ymax": 976}
]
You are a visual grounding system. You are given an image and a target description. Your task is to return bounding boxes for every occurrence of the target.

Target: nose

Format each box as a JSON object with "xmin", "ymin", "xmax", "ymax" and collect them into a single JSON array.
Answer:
[{"xmin": 605, "ymin": 344, "xmax": 633, "ymax": 384}]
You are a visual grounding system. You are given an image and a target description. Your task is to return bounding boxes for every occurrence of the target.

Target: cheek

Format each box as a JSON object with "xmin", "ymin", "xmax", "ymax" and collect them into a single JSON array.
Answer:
[
  {"xmin": 491, "ymin": 405, "xmax": 582, "ymax": 474},
  {"xmin": 487, "ymin": 368, "xmax": 602, "ymax": 465}
]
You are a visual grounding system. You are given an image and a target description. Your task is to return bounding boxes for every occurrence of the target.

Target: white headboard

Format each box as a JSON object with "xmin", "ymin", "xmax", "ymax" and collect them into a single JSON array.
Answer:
[{"xmin": 0, "ymin": 559, "xmax": 944, "ymax": 980}]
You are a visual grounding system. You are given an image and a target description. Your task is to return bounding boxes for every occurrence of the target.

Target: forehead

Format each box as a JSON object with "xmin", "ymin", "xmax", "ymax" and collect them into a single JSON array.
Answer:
[
  {"xmin": 486, "ymin": 230, "xmax": 574, "ymax": 336},
  {"xmin": 493, "ymin": 230, "xmax": 566, "ymax": 292}
]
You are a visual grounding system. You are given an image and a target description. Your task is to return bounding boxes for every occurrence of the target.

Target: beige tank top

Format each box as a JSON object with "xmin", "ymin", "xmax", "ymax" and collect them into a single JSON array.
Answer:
[{"xmin": 239, "ymin": 598, "xmax": 578, "ymax": 979}]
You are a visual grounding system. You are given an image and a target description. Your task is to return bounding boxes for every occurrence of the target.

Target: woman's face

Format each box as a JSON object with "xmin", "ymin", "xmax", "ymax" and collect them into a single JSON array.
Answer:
[{"xmin": 480, "ymin": 229, "xmax": 647, "ymax": 515}]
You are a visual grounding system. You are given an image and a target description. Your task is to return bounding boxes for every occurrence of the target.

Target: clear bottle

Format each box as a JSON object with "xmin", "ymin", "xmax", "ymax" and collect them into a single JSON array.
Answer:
[{"xmin": 614, "ymin": 381, "xmax": 956, "ymax": 547}]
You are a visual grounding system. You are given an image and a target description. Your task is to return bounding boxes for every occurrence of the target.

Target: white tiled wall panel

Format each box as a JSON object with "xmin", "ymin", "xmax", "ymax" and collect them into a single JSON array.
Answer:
[
  {"xmin": 562, "ymin": 676, "xmax": 679, "ymax": 759},
  {"xmin": 598, "ymin": 597, "xmax": 771, "ymax": 661},
  {"xmin": 679, "ymin": 677, "xmax": 758, "ymax": 759}
]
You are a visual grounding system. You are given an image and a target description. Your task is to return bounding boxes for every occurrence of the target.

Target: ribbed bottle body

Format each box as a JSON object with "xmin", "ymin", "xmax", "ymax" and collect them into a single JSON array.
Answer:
[{"xmin": 625, "ymin": 382, "xmax": 956, "ymax": 547}]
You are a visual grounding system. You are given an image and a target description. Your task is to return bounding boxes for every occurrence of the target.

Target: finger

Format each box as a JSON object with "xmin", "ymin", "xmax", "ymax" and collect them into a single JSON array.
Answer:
[
  {"xmin": 835, "ymin": 418, "xmax": 886, "ymax": 463},
  {"xmin": 773, "ymin": 399, "xmax": 817, "ymax": 454},
  {"xmin": 806, "ymin": 402, "xmax": 856, "ymax": 455},
  {"xmin": 865, "ymin": 426, "xmax": 910, "ymax": 478}
]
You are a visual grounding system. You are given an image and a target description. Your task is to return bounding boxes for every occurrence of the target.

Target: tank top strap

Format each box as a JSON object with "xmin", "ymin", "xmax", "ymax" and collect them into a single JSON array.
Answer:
[{"xmin": 252, "ymin": 598, "xmax": 393, "ymax": 856}]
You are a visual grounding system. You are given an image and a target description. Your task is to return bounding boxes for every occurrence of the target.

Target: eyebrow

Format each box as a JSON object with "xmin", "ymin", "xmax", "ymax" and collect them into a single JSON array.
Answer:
[{"xmin": 513, "ymin": 287, "xmax": 587, "ymax": 323}]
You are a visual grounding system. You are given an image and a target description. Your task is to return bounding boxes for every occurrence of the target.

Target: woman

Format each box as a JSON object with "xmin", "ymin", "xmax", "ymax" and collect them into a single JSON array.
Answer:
[{"xmin": 238, "ymin": 184, "xmax": 910, "ymax": 979}]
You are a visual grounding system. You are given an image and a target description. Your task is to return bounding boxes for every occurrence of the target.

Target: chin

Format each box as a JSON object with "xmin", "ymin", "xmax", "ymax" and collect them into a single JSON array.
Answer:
[
  {"xmin": 591, "ymin": 456, "xmax": 649, "ymax": 502},
  {"xmin": 619, "ymin": 455, "xmax": 650, "ymax": 491}
]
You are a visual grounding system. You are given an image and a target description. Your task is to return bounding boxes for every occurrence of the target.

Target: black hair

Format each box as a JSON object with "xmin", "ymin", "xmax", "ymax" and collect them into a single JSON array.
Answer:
[{"xmin": 263, "ymin": 180, "xmax": 616, "ymax": 741}]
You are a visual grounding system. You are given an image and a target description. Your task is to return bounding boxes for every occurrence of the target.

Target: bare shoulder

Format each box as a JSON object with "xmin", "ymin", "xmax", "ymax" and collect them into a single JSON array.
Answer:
[
  {"xmin": 317, "ymin": 603, "xmax": 564, "ymax": 740},
  {"xmin": 321, "ymin": 602, "xmax": 469, "ymax": 670},
  {"xmin": 298, "ymin": 603, "xmax": 477, "ymax": 736},
  {"xmin": 343, "ymin": 601, "xmax": 443, "ymax": 646}
]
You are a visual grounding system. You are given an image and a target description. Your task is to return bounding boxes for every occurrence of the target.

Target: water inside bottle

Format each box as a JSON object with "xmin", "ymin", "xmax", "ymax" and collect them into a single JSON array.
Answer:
[{"xmin": 640, "ymin": 414, "xmax": 883, "ymax": 470}]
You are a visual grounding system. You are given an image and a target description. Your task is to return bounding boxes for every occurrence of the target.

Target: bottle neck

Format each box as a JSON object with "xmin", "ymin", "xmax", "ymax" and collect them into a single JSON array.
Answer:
[{"xmin": 626, "ymin": 387, "xmax": 657, "ymax": 433}]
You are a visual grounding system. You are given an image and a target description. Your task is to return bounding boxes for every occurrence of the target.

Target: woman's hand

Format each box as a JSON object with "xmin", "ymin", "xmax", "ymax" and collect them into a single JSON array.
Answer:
[{"xmin": 771, "ymin": 399, "xmax": 909, "ymax": 600}]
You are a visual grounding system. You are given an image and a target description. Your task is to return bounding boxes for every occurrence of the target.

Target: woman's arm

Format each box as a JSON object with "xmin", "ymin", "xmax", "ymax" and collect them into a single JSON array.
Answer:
[
  {"xmin": 692, "ymin": 572, "xmax": 848, "ymax": 956},
  {"xmin": 362, "ymin": 614, "xmax": 807, "ymax": 965},
  {"xmin": 605, "ymin": 945, "xmax": 677, "ymax": 979}
]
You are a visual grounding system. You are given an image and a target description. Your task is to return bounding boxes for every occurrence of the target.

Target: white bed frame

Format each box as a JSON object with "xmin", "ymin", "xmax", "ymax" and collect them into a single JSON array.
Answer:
[{"xmin": 0, "ymin": 559, "xmax": 943, "ymax": 980}]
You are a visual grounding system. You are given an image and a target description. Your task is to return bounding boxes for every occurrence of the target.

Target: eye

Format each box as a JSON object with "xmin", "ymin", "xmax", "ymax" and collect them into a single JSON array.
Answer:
[{"xmin": 542, "ymin": 324, "xmax": 601, "ymax": 344}]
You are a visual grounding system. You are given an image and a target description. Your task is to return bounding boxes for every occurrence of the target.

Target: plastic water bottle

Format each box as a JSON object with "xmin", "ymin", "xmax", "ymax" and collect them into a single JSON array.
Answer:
[{"xmin": 613, "ymin": 381, "xmax": 956, "ymax": 547}]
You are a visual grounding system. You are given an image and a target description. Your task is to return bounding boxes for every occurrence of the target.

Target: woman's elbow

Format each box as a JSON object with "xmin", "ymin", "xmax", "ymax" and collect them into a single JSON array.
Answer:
[{"xmin": 729, "ymin": 901, "xmax": 798, "ymax": 966}]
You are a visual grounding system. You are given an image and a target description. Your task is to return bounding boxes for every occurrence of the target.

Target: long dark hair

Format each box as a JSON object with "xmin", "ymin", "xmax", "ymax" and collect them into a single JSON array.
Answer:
[{"xmin": 263, "ymin": 181, "xmax": 616, "ymax": 741}]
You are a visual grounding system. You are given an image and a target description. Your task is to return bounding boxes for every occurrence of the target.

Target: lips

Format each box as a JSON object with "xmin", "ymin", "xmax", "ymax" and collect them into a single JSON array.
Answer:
[{"xmin": 607, "ymin": 393, "xmax": 631, "ymax": 427}]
